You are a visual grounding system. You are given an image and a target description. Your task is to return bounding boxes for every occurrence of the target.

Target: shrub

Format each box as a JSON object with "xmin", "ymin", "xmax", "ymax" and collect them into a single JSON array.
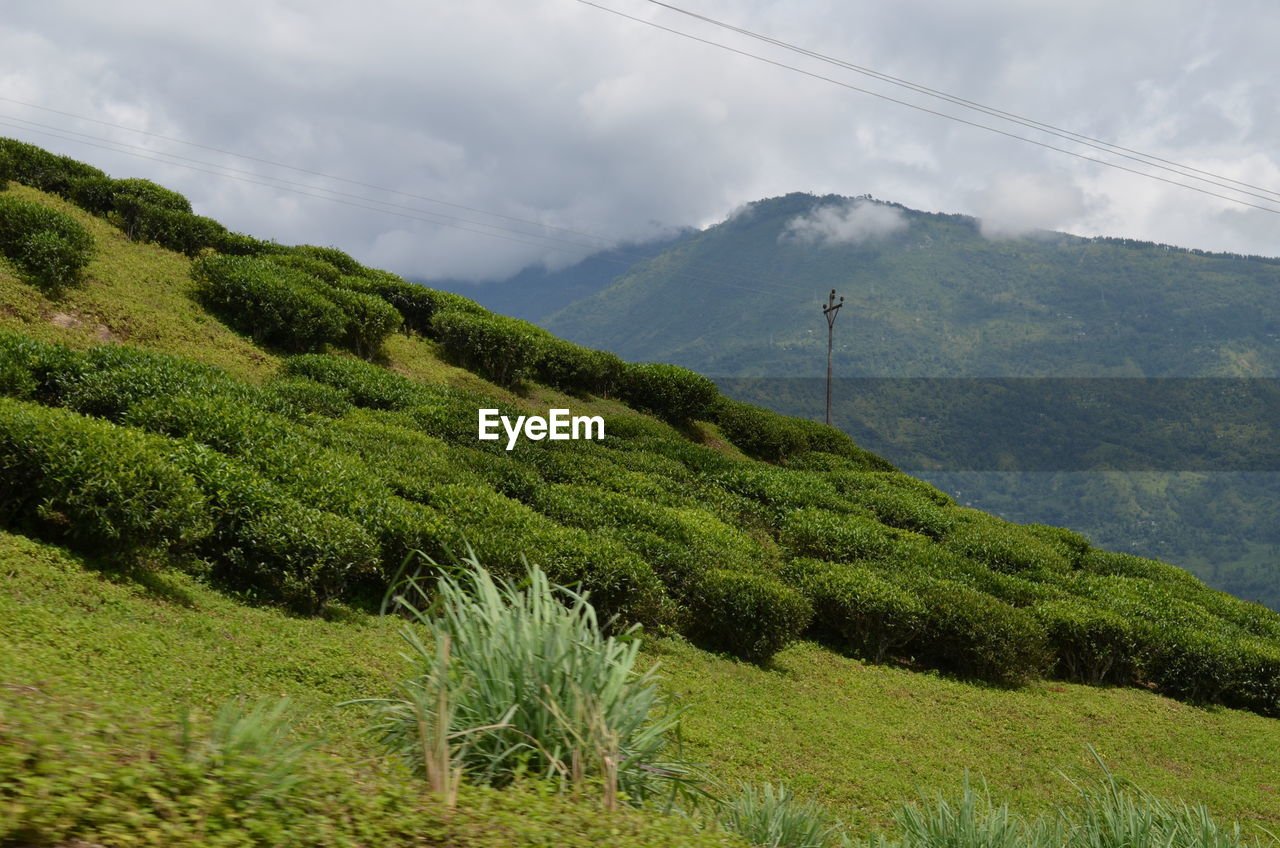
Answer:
[
  {"xmin": 944, "ymin": 510, "xmax": 1071, "ymax": 575},
  {"xmin": 780, "ymin": 507, "xmax": 908, "ymax": 562},
  {"xmin": 783, "ymin": 558, "xmax": 926, "ymax": 662},
  {"xmin": 713, "ymin": 397, "xmax": 809, "ymax": 462},
  {"xmin": 204, "ymin": 475, "xmax": 378, "ymax": 611},
  {"xmin": 0, "ymin": 149, "xmax": 11, "ymax": 188},
  {"xmin": 716, "ymin": 782, "xmax": 842, "ymax": 848},
  {"xmin": 354, "ymin": 561, "xmax": 698, "ymax": 805},
  {"xmin": 61, "ymin": 344, "xmax": 256, "ymax": 420},
  {"xmin": 841, "ymin": 486, "xmax": 956, "ymax": 539},
  {"xmin": 122, "ymin": 394, "xmax": 291, "ymax": 456},
  {"xmin": 790, "ymin": 418, "xmax": 896, "ymax": 470},
  {"xmin": 0, "ymin": 331, "xmax": 85, "ymax": 402},
  {"xmin": 714, "ymin": 466, "xmax": 852, "ymax": 520},
  {"xmin": 282, "ymin": 353, "xmax": 431, "ymax": 409},
  {"xmin": 114, "ymin": 195, "xmax": 228, "ymax": 256},
  {"xmin": 260, "ymin": 376, "xmax": 354, "ymax": 419},
  {"xmin": 0, "ymin": 397, "xmax": 209, "ymax": 554},
  {"xmin": 265, "ymin": 251, "xmax": 345, "ymax": 283},
  {"xmin": 895, "ymin": 573, "xmax": 1053, "ymax": 686},
  {"xmin": 534, "ymin": 337, "xmax": 627, "ymax": 397},
  {"xmin": 618, "ymin": 362, "xmax": 718, "ymax": 423},
  {"xmin": 289, "ymin": 244, "xmax": 365, "ymax": 275},
  {"xmin": 1078, "ymin": 549, "xmax": 1203, "ymax": 589},
  {"xmin": 323, "ymin": 285, "xmax": 403, "ymax": 358},
  {"xmin": 192, "ymin": 255, "xmax": 347, "ymax": 351},
  {"xmin": 684, "ymin": 569, "xmax": 812, "ymax": 663},
  {"xmin": 0, "ymin": 138, "xmax": 106, "ymax": 195},
  {"xmin": 1033, "ymin": 598, "xmax": 1140, "ymax": 685},
  {"xmin": 112, "ymin": 177, "xmax": 192, "ymax": 212},
  {"xmin": 0, "ymin": 194, "xmax": 94, "ymax": 290},
  {"xmin": 431, "ymin": 309, "xmax": 545, "ymax": 387}
]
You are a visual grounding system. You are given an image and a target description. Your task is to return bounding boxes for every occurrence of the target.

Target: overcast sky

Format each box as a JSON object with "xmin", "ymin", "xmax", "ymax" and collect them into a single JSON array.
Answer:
[{"xmin": 2, "ymin": 0, "xmax": 1276, "ymax": 281}]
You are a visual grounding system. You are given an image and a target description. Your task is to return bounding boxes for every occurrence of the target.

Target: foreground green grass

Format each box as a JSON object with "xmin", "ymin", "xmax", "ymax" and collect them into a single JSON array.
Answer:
[
  {"xmin": 654, "ymin": 637, "xmax": 1280, "ymax": 833},
  {"xmin": 3, "ymin": 530, "xmax": 1278, "ymax": 840}
]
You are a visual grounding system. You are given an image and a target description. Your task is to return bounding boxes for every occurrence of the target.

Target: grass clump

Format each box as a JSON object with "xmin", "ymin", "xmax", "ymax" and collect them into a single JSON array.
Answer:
[
  {"xmin": 717, "ymin": 782, "xmax": 843, "ymax": 848},
  {"xmin": 354, "ymin": 557, "xmax": 699, "ymax": 808}
]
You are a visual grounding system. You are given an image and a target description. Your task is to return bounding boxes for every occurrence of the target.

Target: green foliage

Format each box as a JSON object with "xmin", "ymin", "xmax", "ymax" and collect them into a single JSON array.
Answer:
[
  {"xmin": 0, "ymin": 137, "xmax": 106, "ymax": 195},
  {"xmin": 183, "ymin": 697, "xmax": 312, "ymax": 803},
  {"xmin": 783, "ymin": 559, "xmax": 926, "ymax": 662},
  {"xmin": 171, "ymin": 443, "xmax": 379, "ymax": 610},
  {"xmin": 0, "ymin": 397, "xmax": 209, "ymax": 555},
  {"xmin": 192, "ymin": 255, "xmax": 348, "ymax": 351},
  {"xmin": 356, "ymin": 561, "xmax": 699, "ymax": 805},
  {"xmin": 714, "ymin": 397, "xmax": 810, "ymax": 462},
  {"xmin": 432, "ymin": 308, "xmax": 546, "ymax": 387},
  {"xmin": 897, "ymin": 573, "xmax": 1053, "ymax": 686},
  {"xmin": 0, "ymin": 149, "xmax": 11, "ymax": 188},
  {"xmin": 780, "ymin": 508, "xmax": 908, "ymax": 562},
  {"xmin": 619, "ymin": 362, "xmax": 719, "ymax": 423},
  {"xmin": 0, "ymin": 330, "xmax": 85, "ymax": 402},
  {"xmin": 535, "ymin": 336, "xmax": 627, "ymax": 397},
  {"xmin": 114, "ymin": 193, "xmax": 229, "ymax": 256},
  {"xmin": 260, "ymin": 375, "xmax": 355, "ymax": 419},
  {"xmin": 0, "ymin": 193, "xmax": 94, "ymax": 290},
  {"xmin": 283, "ymin": 352, "xmax": 433, "ymax": 409},
  {"xmin": 61, "ymin": 343, "xmax": 256, "ymax": 420},
  {"xmin": 685, "ymin": 569, "xmax": 813, "ymax": 663},
  {"xmin": 944, "ymin": 510, "xmax": 1072, "ymax": 576},
  {"xmin": 1033, "ymin": 599, "xmax": 1140, "ymax": 685},
  {"xmin": 323, "ymin": 283, "xmax": 403, "ymax": 357},
  {"xmin": 716, "ymin": 782, "xmax": 842, "ymax": 848},
  {"xmin": 70, "ymin": 175, "xmax": 193, "ymax": 215}
]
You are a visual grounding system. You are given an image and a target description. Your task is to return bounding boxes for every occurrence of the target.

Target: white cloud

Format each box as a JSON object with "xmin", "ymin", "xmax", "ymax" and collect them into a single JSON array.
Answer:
[
  {"xmin": 0, "ymin": 0, "xmax": 1275, "ymax": 279},
  {"xmin": 973, "ymin": 172, "xmax": 1088, "ymax": 239},
  {"xmin": 782, "ymin": 199, "xmax": 909, "ymax": 246}
]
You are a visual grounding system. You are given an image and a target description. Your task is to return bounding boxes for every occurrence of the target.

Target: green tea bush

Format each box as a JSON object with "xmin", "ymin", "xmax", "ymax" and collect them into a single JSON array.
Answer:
[
  {"xmin": 0, "ymin": 331, "xmax": 85, "ymax": 402},
  {"xmin": 111, "ymin": 177, "xmax": 193, "ymax": 212},
  {"xmin": 431, "ymin": 309, "xmax": 546, "ymax": 387},
  {"xmin": 780, "ymin": 507, "xmax": 909, "ymax": 562},
  {"xmin": 715, "ymin": 466, "xmax": 852, "ymax": 520},
  {"xmin": 895, "ymin": 573, "xmax": 1053, "ymax": 686},
  {"xmin": 1025, "ymin": 524, "xmax": 1092, "ymax": 565},
  {"xmin": 61, "ymin": 344, "xmax": 257, "ymax": 420},
  {"xmin": 265, "ymin": 251, "xmax": 345, "ymax": 283},
  {"xmin": 685, "ymin": 569, "xmax": 812, "ymax": 662},
  {"xmin": 311, "ymin": 414, "xmax": 477, "ymax": 502},
  {"xmin": 943, "ymin": 511, "xmax": 1071, "ymax": 575},
  {"xmin": 790, "ymin": 418, "xmax": 896, "ymax": 470},
  {"xmin": 783, "ymin": 558, "xmax": 926, "ymax": 662},
  {"xmin": 114, "ymin": 194, "xmax": 228, "ymax": 256},
  {"xmin": 322, "ymin": 284, "xmax": 403, "ymax": 358},
  {"xmin": 447, "ymin": 445, "xmax": 545, "ymax": 502},
  {"xmin": 827, "ymin": 470, "xmax": 954, "ymax": 506},
  {"xmin": 841, "ymin": 486, "xmax": 957, "ymax": 539},
  {"xmin": 0, "ymin": 194, "xmax": 94, "ymax": 289},
  {"xmin": 0, "ymin": 397, "xmax": 209, "ymax": 554},
  {"xmin": 175, "ymin": 442, "xmax": 379, "ymax": 609},
  {"xmin": 618, "ymin": 362, "xmax": 718, "ymax": 424},
  {"xmin": 534, "ymin": 336, "xmax": 627, "ymax": 397},
  {"xmin": 425, "ymin": 482, "xmax": 671, "ymax": 627},
  {"xmin": 260, "ymin": 376, "xmax": 354, "ymax": 419},
  {"xmin": 1078, "ymin": 549, "xmax": 1203, "ymax": 589},
  {"xmin": 192, "ymin": 256, "xmax": 347, "ymax": 350},
  {"xmin": 122, "ymin": 394, "xmax": 291, "ymax": 456},
  {"xmin": 289, "ymin": 244, "xmax": 365, "ymax": 275},
  {"xmin": 1033, "ymin": 598, "xmax": 1140, "ymax": 685},
  {"xmin": 713, "ymin": 397, "xmax": 809, "ymax": 462},
  {"xmin": 282, "ymin": 353, "xmax": 432, "ymax": 409},
  {"xmin": 0, "ymin": 137, "xmax": 106, "ymax": 195},
  {"xmin": 0, "ymin": 149, "xmax": 11, "ymax": 188}
]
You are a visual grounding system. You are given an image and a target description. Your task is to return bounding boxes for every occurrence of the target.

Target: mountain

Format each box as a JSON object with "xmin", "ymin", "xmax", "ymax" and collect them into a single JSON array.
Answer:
[
  {"xmin": 423, "ymin": 227, "xmax": 695, "ymax": 324},
  {"xmin": 465, "ymin": 193, "xmax": 1280, "ymax": 609}
]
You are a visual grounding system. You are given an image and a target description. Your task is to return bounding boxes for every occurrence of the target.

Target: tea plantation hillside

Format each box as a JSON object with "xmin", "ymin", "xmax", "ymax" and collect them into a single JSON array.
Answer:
[{"xmin": 3, "ymin": 139, "xmax": 1280, "ymax": 843}]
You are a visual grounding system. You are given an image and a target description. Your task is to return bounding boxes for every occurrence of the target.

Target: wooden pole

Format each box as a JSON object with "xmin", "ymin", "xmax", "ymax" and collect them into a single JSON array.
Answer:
[{"xmin": 823, "ymin": 289, "xmax": 844, "ymax": 426}]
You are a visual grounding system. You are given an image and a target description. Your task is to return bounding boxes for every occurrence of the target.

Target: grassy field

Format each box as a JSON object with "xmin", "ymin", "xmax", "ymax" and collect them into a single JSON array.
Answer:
[{"xmin": 4, "ymin": 529, "xmax": 1279, "ymax": 838}]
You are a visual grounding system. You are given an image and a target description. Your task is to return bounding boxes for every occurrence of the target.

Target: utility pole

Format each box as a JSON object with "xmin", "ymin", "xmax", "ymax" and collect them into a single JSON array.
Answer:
[{"xmin": 823, "ymin": 289, "xmax": 844, "ymax": 426}]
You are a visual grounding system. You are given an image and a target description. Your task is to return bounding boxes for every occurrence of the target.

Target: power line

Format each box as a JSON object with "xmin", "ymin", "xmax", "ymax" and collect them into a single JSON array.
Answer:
[
  {"xmin": 574, "ymin": 0, "xmax": 1280, "ymax": 216},
  {"xmin": 643, "ymin": 0, "xmax": 1280, "ymax": 203}
]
